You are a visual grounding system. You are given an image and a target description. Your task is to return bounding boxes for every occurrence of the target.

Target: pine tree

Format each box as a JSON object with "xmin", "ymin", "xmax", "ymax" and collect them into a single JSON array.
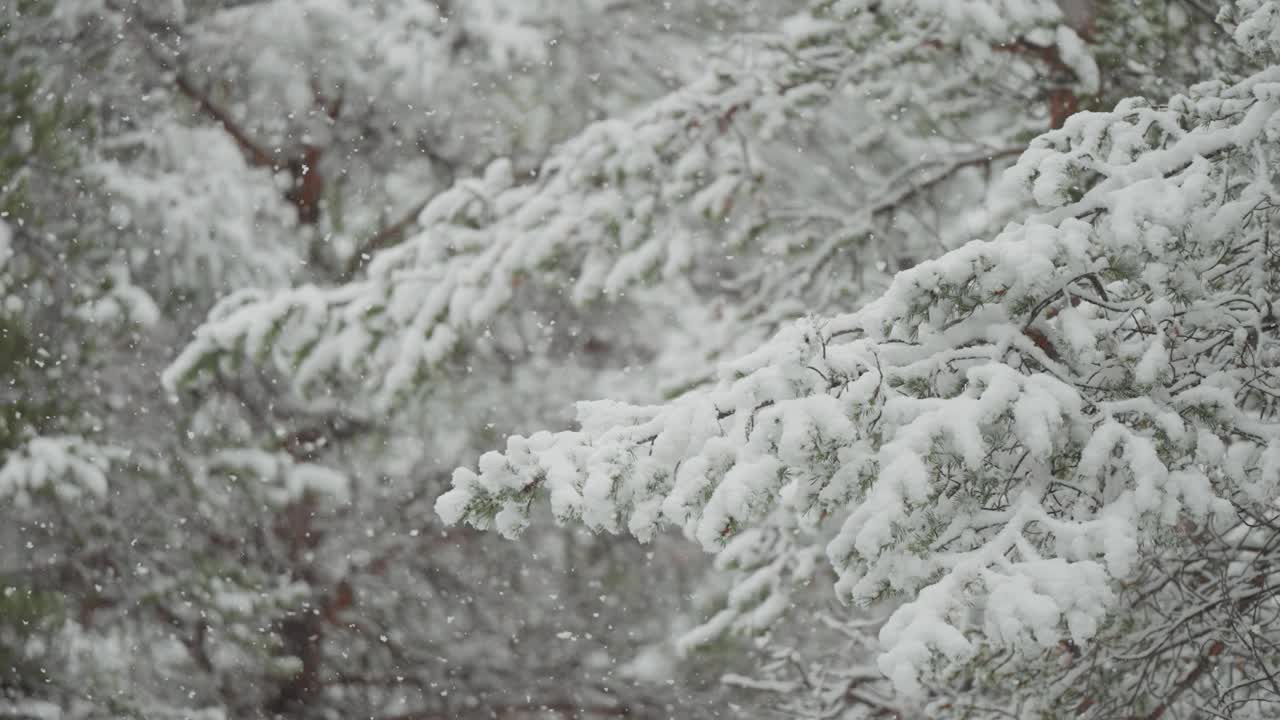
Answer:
[
  {"xmin": 20, "ymin": 0, "xmax": 1280, "ymax": 717},
  {"xmin": 428, "ymin": 3, "xmax": 1280, "ymax": 716}
]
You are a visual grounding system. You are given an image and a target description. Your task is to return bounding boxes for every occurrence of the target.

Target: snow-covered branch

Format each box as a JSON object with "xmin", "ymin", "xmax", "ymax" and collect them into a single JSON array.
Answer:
[{"xmin": 439, "ymin": 60, "xmax": 1280, "ymax": 701}]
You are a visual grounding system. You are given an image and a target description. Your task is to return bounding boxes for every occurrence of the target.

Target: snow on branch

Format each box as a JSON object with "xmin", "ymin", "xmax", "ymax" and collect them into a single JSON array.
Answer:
[
  {"xmin": 438, "ymin": 64, "xmax": 1280, "ymax": 696},
  {"xmin": 0, "ymin": 436, "xmax": 125, "ymax": 505},
  {"xmin": 160, "ymin": 16, "xmax": 854, "ymax": 403},
  {"xmin": 163, "ymin": 2, "xmax": 1097, "ymax": 407}
]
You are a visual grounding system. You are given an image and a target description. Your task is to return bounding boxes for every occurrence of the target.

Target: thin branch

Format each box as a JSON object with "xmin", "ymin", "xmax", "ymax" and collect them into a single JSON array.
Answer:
[
  {"xmin": 343, "ymin": 197, "xmax": 431, "ymax": 278},
  {"xmin": 1143, "ymin": 640, "xmax": 1226, "ymax": 720},
  {"xmin": 104, "ymin": 0, "xmax": 277, "ymax": 168}
]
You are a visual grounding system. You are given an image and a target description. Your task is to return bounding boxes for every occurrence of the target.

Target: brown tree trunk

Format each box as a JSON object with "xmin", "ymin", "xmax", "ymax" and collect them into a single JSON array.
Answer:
[
  {"xmin": 268, "ymin": 612, "xmax": 324, "ymax": 716},
  {"xmin": 289, "ymin": 145, "xmax": 325, "ymax": 226},
  {"xmin": 267, "ymin": 491, "xmax": 325, "ymax": 716}
]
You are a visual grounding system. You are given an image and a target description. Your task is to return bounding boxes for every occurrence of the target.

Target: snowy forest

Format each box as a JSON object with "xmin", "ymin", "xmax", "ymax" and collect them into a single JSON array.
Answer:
[{"xmin": 6, "ymin": 0, "xmax": 1280, "ymax": 718}]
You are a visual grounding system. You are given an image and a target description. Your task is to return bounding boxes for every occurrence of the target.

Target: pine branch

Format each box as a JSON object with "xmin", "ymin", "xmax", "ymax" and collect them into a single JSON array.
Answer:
[{"xmin": 104, "ymin": 0, "xmax": 277, "ymax": 169}]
